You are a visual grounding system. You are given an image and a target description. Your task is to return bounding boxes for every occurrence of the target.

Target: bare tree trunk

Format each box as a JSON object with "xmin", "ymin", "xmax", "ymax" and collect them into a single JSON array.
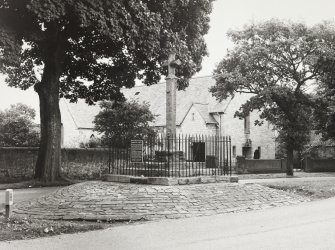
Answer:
[
  {"xmin": 34, "ymin": 49, "xmax": 62, "ymax": 182},
  {"xmin": 286, "ymin": 148, "xmax": 294, "ymax": 176}
]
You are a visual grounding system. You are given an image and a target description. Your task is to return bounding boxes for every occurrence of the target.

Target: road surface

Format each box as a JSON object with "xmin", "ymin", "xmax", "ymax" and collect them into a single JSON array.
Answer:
[
  {"xmin": 1, "ymin": 196, "xmax": 335, "ymax": 250},
  {"xmin": 0, "ymin": 187, "xmax": 60, "ymax": 209}
]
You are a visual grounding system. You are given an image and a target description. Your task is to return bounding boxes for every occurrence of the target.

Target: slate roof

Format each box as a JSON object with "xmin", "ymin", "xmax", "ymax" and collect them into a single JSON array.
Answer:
[
  {"xmin": 61, "ymin": 75, "xmax": 231, "ymax": 129},
  {"xmin": 60, "ymin": 98, "xmax": 101, "ymax": 129},
  {"xmin": 122, "ymin": 75, "xmax": 230, "ymax": 126}
]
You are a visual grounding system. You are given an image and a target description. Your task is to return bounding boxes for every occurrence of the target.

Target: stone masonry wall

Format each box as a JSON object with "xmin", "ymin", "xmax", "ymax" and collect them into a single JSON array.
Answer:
[
  {"xmin": 0, "ymin": 147, "xmax": 38, "ymax": 182},
  {"xmin": 236, "ymin": 156, "xmax": 286, "ymax": 174},
  {"xmin": 214, "ymin": 93, "xmax": 276, "ymax": 160},
  {"xmin": 0, "ymin": 147, "xmax": 110, "ymax": 182}
]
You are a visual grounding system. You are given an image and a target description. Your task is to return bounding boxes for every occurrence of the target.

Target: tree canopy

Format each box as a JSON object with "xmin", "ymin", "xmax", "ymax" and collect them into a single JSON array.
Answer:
[
  {"xmin": 94, "ymin": 100, "xmax": 156, "ymax": 147},
  {"xmin": 0, "ymin": 0, "xmax": 213, "ymax": 101},
  {"xmin": 313, "ymin": 41, "xmax": 335, "ymax": 141},
  {"xmin": 210, "ymin": 19, "xmax": 335, "ymax": 175},
  {"xmin": 0, "ymin": 0, "xmax": 214, "ymax": 181},
  {"xmin": 0, "ymin": 103, "xmax": 40, "ymax": 147}
]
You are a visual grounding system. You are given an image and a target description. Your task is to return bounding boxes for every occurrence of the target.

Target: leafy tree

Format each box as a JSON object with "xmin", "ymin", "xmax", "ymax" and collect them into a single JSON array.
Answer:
[
  {"xmin": 94, "ymin": 100, "xmax": 156, "ymax": 147},
  {"xmin": 0, "ymin": 103, "xmax": 40, "ymax": 147},
  {"xmin": 210, "ymin": 20, "xmax": 335, "ymax": 176},
  {"xmin": 0, "ymin": 0, "xmax": 213, "ymax": 182},
  {"xmin": 313, "ymin": 35, "xmax": 335, "ymax": 140}
]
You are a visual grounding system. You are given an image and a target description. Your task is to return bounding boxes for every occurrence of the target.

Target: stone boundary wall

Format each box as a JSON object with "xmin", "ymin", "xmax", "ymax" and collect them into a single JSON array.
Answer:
[
  {"xmin": 0, "ymin": 147, "xmax": 110, "ymax": 182},
  {"xmin": 304, "ymin": 157, "xmax": 335, "ymax": 172},
  {"xmin": 0, "ymin": 147, "xmax": 38, "ymax": 182},
  {"xmin": 236, "ymin": 156, "xmax": 287, "ymax": 174}
]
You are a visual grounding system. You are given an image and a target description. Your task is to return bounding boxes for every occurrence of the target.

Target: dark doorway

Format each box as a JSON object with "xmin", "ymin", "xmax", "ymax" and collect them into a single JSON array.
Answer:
[
  {"xmin": 242, "ymin": 146, "xmax": 252, "ymax": 159},
  {"xmin": 193, "ymin": 142, "xmax": 205, "ymax": 162}
]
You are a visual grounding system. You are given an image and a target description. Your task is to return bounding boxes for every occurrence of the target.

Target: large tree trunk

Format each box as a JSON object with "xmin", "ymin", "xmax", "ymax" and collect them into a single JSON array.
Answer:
[
  {"xmin": 286, "ymin": 147, "xmax": 294, "ymax": 176},
  {"xmin": 34, "ymin": 45, "xmax": 63, "ymax": 182}
]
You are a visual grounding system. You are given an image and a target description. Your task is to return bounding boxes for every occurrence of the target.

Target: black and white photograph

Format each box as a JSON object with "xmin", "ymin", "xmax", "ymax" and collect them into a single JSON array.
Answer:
[{"xmin": 0, "ymin": 0, "xmax": 335, "ymax": 249}]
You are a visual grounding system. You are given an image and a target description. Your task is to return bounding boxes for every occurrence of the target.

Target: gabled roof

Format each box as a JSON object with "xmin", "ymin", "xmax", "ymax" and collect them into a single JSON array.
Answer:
[
  {"xmin": 122, "ymin": 75, "xmax": 230, "ymax": 127},
  {"xmin": 192, "ymin": 103, "xmax": 218, "ymax": 124},
  {"xmin": 61, "ymin": 75, "xmax": 232, "ymax": 129},
  {"xmin": 60, "ymin": 99, "xmax": 101, "ymax": 129}
]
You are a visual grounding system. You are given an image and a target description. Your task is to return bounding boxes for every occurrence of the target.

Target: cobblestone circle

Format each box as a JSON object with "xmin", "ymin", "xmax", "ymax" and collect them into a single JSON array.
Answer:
[{"xmin": 14, "ymin": 181, "xmax": 309, "ymax": 221}]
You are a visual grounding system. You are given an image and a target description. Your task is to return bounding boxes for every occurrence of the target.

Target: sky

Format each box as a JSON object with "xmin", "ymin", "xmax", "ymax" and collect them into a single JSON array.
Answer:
[{"xmin": 0, "ymin": 0, "xmax": 335, "ymax": 118}]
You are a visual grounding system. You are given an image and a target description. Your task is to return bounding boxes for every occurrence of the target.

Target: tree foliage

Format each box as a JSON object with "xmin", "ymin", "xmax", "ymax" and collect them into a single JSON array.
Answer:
[
  {"xmin": 0, "ymin": 0, "xmax": 213, "ymax": 181},
  {"xmin": 313, "ymin": 38, "xmax": 335, "ymax": 140},
  {"xmin": 210, "ymin": 19, "xmax": 335, "ymax": 175},
  {"xmin": 0, "ymin": 0, "xmax": 213, "ymax": 100},
  {"xmin": 0, "ymin": 103, "xmax": 40, "ymax": 147},
  {"xmin": 94, "ymin": 100, "xmax": 157, "ymax": 147}
]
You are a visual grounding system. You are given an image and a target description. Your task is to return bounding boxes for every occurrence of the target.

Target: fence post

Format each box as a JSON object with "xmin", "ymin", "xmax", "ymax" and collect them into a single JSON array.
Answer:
[
  {"xmin": 5, "ymin": 189, "xmax": 13, "ymax": 218},
  {"xmin": 167, "ymin": 134, "xmax": 170, "ymax": 177},
  {"xmin": 108, "ymin": 143, "xmax": 111, "ymax": 174},
  {"xmin": 229, "ymin": 136, "xmax": 232, "ymax": 175}
]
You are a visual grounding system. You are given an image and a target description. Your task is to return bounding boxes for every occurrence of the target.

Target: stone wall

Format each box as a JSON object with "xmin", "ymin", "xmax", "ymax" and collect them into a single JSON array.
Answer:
[
  {"xmin": 215, "ymin": 93, "xmax": 276, "ymax": 160},
  {"xmin": 236, "ymin": 156, "xmax": 287, "ymax": 174},
  {"xmin": 0, "ymin": 147, "xmax": 38, "ymax": 182},
  {"xmin": 0, "ymin": 147, "xmax": 110, "ymax": 182},
  {"xmin": 308, "ymin": 146, "xmax": 335, "ymax": 159},
  {"xmin": 61, "ymin": 148, "xmax": 109, "ymax": 179},
  {"xmin": 304, "ymin": 157, "xmax": 335, "ymax": 172},
  {"xmin": 302, "ymin": 146, "xmax": 335, "ymax": 172}
]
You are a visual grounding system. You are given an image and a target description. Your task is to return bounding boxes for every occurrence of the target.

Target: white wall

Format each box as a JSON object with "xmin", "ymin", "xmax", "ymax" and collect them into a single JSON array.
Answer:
[
  {"xmin": 60, "ymin": 101, "xmax": 97, "ymax": 148},
  {"xmin": 178, "ymin": 105, "xmax": 217, "ymax": 135}
]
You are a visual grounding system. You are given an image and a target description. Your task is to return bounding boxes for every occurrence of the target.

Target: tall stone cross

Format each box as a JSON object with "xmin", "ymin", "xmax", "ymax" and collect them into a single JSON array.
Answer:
[{"xmin": 164, "ymin": 53, "xmax": 181, "ymax": 137}]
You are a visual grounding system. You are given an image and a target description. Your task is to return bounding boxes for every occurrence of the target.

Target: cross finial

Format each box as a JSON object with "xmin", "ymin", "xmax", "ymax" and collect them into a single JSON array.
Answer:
[{"xmin": 164, "ymin": 53, "xmax": 181, "ymax": 79}]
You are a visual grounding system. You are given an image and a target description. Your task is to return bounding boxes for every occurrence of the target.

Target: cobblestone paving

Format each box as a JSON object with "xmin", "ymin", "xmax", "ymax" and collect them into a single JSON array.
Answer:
[{"xmin": 14, "ymin": 182, "xmax": 309, "ymax": 221}]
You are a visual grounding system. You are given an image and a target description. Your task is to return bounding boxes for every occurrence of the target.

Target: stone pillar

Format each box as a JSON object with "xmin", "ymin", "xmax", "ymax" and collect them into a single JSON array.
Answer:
[
  {"xmin": 166, "ymin": 75, "xmax": 177, "ymax": 136},
  {"xmin": 165, "ymin": 53, "xmax": 180, "ymax": 136}
]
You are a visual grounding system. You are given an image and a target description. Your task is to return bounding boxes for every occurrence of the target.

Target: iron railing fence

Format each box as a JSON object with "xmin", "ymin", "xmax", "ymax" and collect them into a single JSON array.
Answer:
[{"xmin": 108, "ymin": 134, "xmax": 232, "ymax": 177}]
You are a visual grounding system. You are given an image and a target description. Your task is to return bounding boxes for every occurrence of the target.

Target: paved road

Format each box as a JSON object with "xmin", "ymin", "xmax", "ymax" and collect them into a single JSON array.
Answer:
[
  {"xmin": 0, "ymin": 187, "xmax": 60, "ymax": 209},
  {"xmin": 2, "ymin": 196, "xmax": 335, "ymax": 250}
]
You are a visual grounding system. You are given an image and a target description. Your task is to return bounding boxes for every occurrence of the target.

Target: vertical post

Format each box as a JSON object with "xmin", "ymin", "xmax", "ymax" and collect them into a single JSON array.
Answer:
[
  {"xmin": 108, "ymin": 143, "xmax": 111, "ymax": 174},
  {"xmin": 219, "ymin": 114, "xmax": 222, "ymax": 136},
  {"xmin": 229, "ymin": 136, "xmax": 232, "ymax": 175},
  {"xmin": 167, "ymin": 134, "xmax": 170, "ymax": 177},
  {"xmin": 5, "ymin": 189, "xmax": 13, "ymax": 218},
  {"xmin": 165, "ymin": 53, "xmax": 179, "ymax": 137},
  {"xmin": 164, "ymin": 53, "xmax": 181, "ymax": 176}
]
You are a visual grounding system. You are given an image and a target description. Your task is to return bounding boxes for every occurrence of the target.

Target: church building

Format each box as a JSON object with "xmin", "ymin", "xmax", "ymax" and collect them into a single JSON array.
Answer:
[{"xmin": 60, "ymin": 76, "xmax": 276, "ymax": 159}]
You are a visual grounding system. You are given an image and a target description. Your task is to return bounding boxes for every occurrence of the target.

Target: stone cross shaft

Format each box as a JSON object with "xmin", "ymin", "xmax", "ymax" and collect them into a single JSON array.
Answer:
[{"xmin": 164, "ymin": 53, "xmax": 181, "ymax": 137}]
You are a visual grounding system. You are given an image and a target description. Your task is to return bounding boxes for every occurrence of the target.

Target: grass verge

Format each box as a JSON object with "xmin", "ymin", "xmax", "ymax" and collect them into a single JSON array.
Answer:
[
  {"xmin": 0, "ymin": 179, "xmax": 81, "ymax": 190},
  {"xmin": 263, "ymin": 179, "xmax": 335, "ymax": 200},
  {"xmin": 0, "ymin": 215, "xmax": 111, "ymax": 241},
  {"xmin": 238, "ymin": 172, "xmax": 335, "ymax": 180}
]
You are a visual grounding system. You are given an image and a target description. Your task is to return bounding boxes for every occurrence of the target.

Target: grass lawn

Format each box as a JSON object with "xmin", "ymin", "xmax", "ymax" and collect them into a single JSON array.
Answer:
[
  {"xmin": 262, "ymin": 179, "xmax": 335, "ymax": 201},
  {"xmin": 0, "ymin": 215, "xmax": 116, "ymax": 241},
  {"xmin": 238, "ymin": 172, "xmax": 335, "ymax": 200},
  {"xmin": 0, "ymin": 179, "xmax": 82, "ymax": 190},
  {"xmin": 238, "ymin": 171, "xmax": 335, "ymax": 180}
]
